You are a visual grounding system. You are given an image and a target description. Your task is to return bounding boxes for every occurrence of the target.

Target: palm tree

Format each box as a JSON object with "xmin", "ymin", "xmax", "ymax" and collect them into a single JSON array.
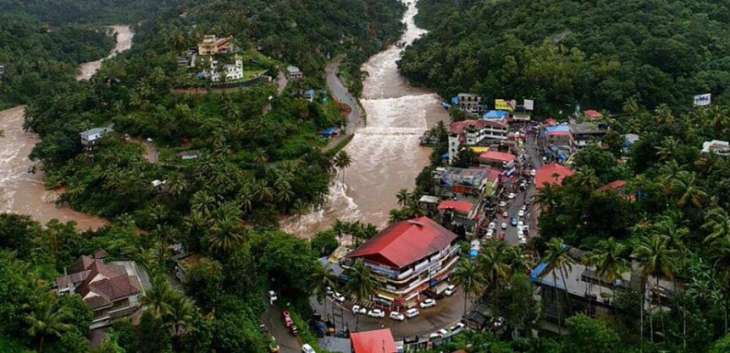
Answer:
[
  {"xmin": 477, "ymin": 243, "xmax": 511, "ymax": 292},
  {"xmin": 24, "ymin": 296, "xmax": 73, "ymax": 353},
  {"xmin": 207, "ymin": 202, "xmax": 246, "ymax": 255},
  {"xmin": 670, "ymin": 171, "xmax": 707, "ymax": 209},
  {"xmin": 535, "ymin": 184, "xmax": 561, "ymax": 213},
  {"xmin": 167, "ymin": 295, "xmax": 196, "ymax": 350},
  {"xmin": 656, "ymin": 136, "xmax": 680, "ymax": 162},
  {"xmin": 451, "ymin": 258, "xmax": 484, "ymax": 316},
  {"xmin": 632, "ymin": 234, "xmax": 678, "ymax": 342},
  {"xmin": 344, "ymin": 260, "xmax": 375, "ymax": 330},
  {"xmin": 396, "ymin": 189, "xmax": 411, "ymax": 208},
  {"xmin": 588, "ymin": 238, "xmax": 628, "ymax": 306},
  {"xmin": 543, "ymin": 238, "xmax": 574, "ymax": 333},
  {"xmin": 333, "ymin": 150, "xmax": 352, "ymax": 183},
  {"xmin": 143, "ymin": 275, "xmax": 174, "ymax": 319},
  {"xmin": 311, "ymin": 263, "xmax": 337, "ymax": 323},
  {"xmin": 703, "ymin": 207, "xmax": 730, "ymax": 245}
]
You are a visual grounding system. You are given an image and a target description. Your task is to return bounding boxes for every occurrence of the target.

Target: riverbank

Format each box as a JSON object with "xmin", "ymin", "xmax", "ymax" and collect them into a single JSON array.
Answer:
[
  {"xmin": 0, "ymin": 25, "xmax": 133, "ymax": 230},
  {"xmin": 283, "ymin": 0, "xmax": 449, "ymax": 237}
]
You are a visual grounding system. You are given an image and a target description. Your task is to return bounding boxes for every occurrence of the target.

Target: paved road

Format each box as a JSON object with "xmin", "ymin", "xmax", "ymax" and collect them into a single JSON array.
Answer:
[
  {"xmin": 262, "ymin": 305, "xmax": 302, "ymax": 353},
  {"xmin": 311, "ymin": 287, "xmax": 470, "ymax": 341},
  {"xmin": 325, "ymin": 59, "xmax": 363, "ymax": 134}
]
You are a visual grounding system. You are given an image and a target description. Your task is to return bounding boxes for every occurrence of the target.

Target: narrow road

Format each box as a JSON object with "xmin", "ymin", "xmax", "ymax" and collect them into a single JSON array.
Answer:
[
  {"xmin": 262, "ymin": 305, "xmax": 301, "ymax": 353},
  {"xmin": 325, "ymin": 59, "xmax": 363, "ymax": 135}
]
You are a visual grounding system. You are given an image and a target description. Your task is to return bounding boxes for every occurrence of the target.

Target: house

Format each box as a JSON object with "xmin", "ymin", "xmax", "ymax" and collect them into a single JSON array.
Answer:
[
  {"xmin": 345, "ymin": 217, "xmax": 460, "ymax": 307},
  {"xmin": 456, "ymin": 93, "xmax": 484, "ymax": 115},
  {"xmin": 478, "ymin": 151, "xmax": 516, "ymax": 170},
  {"xmin": 623, "ymin": 133, "xmax": 640, "ymax": 153},
  {"xmin": 447, "ymin": 120, "xmax": 508, "ymax": 163},
  {"xmin": 55, "ymin": 252, "xmax": 147, "ymax": 329},
  {"xmin": 531, "ymin": 248, "xmax": 677, "ymax": 324},
  {"xmin": 433, "ymin": 167, "xmax": 501, "ymax": 197},
  {"xmin": 535, "ymin": 163, "xmax": 574, "ymax": 190},
  {"xmin": 209, "ymin": 57, "xmax": 244, "ymax": 82},
  {"xmin": 303, "ymin": 89, "xmax": 316, "ymax": 102},
  {"xmin": 198, "ymin": 35, "xmax": 234, "ymax": 56},
  {"xmin": 437, "ymin": 200, "xmax": 477, "ymax": 233},
  {"xmin": 176, "ymin": 150, "xmax": 200, "ymax": 160},
  {"xmin": 351, "ymin": 329, "xmax": 397, "ymax": 353},
  {"xmin": 570, "ymin": 122, "xmax": 609, "ymax": 150},
  {"xmin": 80, "ymin": 126, "xmax": 114, "ymax": 146},
  {"xmin": 174, "ymin": 254, "xmax": 202, "ymax": 283},
  {"xmin": 287, "ymin": 65, "xmax": 303, "ymax": 80},
  {"xmin": 583, "ymin": 109, "xmax": 603, "ymax": 121},
  {"xmin": 701, "ymin": 140, "xmax": 730, "ymax": 156}
]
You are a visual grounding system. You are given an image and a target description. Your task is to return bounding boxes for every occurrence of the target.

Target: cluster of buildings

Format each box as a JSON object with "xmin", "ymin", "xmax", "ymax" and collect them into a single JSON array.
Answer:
[
  {"xmin": 197, "ymin": 35, "xmax": 234, "ymax": 56},
  {"xmin": 540, "ymin": 117, "xmax": 610, "ymax": 162}
]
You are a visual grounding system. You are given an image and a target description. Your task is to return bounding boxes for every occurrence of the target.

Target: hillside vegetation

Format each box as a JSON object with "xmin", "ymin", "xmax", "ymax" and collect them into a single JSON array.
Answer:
[{"xmin": 399, "ymin": 0, "xmax": 730, "ymax": 115}]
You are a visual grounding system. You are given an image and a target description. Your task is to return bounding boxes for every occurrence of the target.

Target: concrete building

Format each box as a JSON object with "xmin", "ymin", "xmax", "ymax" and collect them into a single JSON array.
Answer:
[
  {"xmin": 447, "ymin": 120, "xmax": 508, "ymax": 163},
  {"xmin": 287, "ymin": 65, "xmax": 303, "ymax": 80},
  {"xmin": 80, "ymin": 126, "xmax": 114, "ymax": 147},
  {"xmin": 433, "ymin": 167, "xmax": 501, "ymax": 198},
  {"xmin": 210, "ymin": 57, "xmax": 244, "ymax": 82},
  {"xmin": 198, "ymin": 35, "xmax": 234, "ymax": 56},
  {"xmin": 345, "ymin": 217, "xmax": 460, "ymax": 308},
  {"xmin": 702, "ymin": 140, "xmax": 730, "ymax": 156},
  {"xmin": 457, "ymin": 93, "xmax": 484, "ymax": 115},
  {"xmin": 570, "ymin": 122, "xmax": 609, "ymax": 150}
]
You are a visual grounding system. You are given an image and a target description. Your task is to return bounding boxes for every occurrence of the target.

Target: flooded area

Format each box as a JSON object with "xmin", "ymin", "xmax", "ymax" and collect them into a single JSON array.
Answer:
[
  {"xmin": 0, "ymin": 25, "xmax": 133, "ymax": 230},
  {"xmin": 283, "ymin": 0, "xmax": 449, "ymax": 237},
  {"xmin": 77, "ymin": 25, "xmax": 134, "ymax": 81}
]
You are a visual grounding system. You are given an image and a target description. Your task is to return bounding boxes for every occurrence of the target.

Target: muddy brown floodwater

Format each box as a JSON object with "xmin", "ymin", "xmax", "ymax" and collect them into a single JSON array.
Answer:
[
  {"xmin": 283, "ymin": 0, "xmax": 449, "ymax": 238},
  {"xmin": 0, "ymin": 25, "xmax": 134, "ymax": 231}
]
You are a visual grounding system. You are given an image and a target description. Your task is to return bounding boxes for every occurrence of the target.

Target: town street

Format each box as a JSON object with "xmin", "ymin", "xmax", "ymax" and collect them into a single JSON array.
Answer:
[{"xmin": 503, "ymin": 129, "xmax": 544, "ymax": 245}]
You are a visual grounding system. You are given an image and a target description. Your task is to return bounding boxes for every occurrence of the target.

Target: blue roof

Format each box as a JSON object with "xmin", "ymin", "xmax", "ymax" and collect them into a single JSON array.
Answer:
[
  {"xmin": 483, "ymin": 110, "xmax": 509, "ymax": 120},
  {"xmin": 451, "ymin": 96, "xmax": 460, "ymax": 105},
  {"xmin": 544, "ymin": 123, "xmax": 571, "ymax": 133},
  {"xmin": 530, "ymin": 262, "xmax": 549, "ymax": 282}
]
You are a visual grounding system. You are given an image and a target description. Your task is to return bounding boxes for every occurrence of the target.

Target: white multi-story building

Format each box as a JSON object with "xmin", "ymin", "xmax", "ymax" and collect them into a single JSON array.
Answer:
[{"xmin": 447, "ymin": 120, "xmax": 509, "ymax": 163}]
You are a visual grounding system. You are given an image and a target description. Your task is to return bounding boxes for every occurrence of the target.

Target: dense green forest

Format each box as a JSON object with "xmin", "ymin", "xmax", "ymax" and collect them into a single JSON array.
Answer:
[
  {"xmin": 399, "ymin": 0, "xmax": 730, "ymax": 115},
  {"xmin": 0, "ymin": 15, "xmax": 113, "ymax": 109},
  {"xmin": 0, "ymin": 0, "xmax": 179, "ymax": 25}
]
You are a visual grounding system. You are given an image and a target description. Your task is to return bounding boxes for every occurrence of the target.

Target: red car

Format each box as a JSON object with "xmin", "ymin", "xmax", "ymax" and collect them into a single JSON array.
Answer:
[{"xmin": 281, "ymin": 311, "xmax": 298, "ymax": 336}]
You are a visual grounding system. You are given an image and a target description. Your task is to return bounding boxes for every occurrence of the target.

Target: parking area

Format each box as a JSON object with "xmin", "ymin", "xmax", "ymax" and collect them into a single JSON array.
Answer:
[{"xmin": 310, "ymin": 286, "xmax": 470, "ymax": 340}]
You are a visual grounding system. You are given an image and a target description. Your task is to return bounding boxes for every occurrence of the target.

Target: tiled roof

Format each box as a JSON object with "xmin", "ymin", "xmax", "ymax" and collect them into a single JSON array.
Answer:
[
  {"xmin": 59, "ymin": 255, "xmax": 141, "ymax": 310},
  {"xmin": 348, "ymin": 217, "xmax": 457, "ymax": 269},
  {"xmin": 438, "ymin": 200, "xmax": 473, "ymax": 214},
  {"xmin": 479, "ymin": 151, "xmax": 516, "ymax": 163},
  {"xmin": 351, "ymin": 329, "xmax": 397, "ymax": 353},
  {"xmin": 535, "ymin": 163, "xmax": 574, "ymax": 190}
]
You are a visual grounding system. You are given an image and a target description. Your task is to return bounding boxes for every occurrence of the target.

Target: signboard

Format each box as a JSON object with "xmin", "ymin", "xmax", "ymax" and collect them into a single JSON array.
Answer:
[
  {"xmin": 495, "ymin": 99, "xmax": 513, "ymax": 112},
  {"xmin": 694, "ymin": 93, "xmax": 711, "ymax": 107},
  {"xmin": 524, "ymin": 99, "xmax": 534, "ymax": 111}
]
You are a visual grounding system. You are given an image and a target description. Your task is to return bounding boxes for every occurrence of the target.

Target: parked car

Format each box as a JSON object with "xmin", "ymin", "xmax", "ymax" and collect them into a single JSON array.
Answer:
[
  {"xmin": 405, "ymin": 308, "xmax": 420, "ymax": 318},
  {"xmin": 518, "ymin": 209, "xmax": 525, "ymax": 218},
  {"xmin": 518, "ymin": 235, "xmax": 527, "ymax": 245},
  {"xmin": 429, "ymin": 329, "xmax": 449, "ymax": 339},
  {"xmin": 501, "ymin": 222, "xmax": 508, "ymax": 230},
  {"xmin": 444, "ymin": 284, "xmax": 456, "ymax": 296},
  {"xmin": 488, "ymin": 222, "xmax": 496, "ymax": 230},
  {"xmin": 269, "ymin": 337, "xmax": 280, "ymax": 353},
  {"xmin": 508, "ymin": 193, "xmax": 516, "ymax": 199},
  {"xmin": 368, "ymin": 308, "xmax": 385, "ymax": 318},
  {"xmin": 389, "ymin": 311, "xmax": 405, "ymax": 321},
  {"xmin": 333, "ymin": 292, "xmax": 345, "ymax": 303},
  {"xmin": 325, "ymin": 286, "xmax": 334, "ymax": 296},
  {"xmin": 498, "ymin": 201, "xmax": 507, "ymax": 208},
  {"xmin": 268, "ymin": 290, "xmax": 278, "ymax": 304},
  {"xmin": 510, "ymin": 217, "xmax": 518, "ymax": 226},
  {"xmin": 449, "ymin": 322, "xmax": 465, "ymax": 334},
  {"xmin": 301, "ymin": 343, "xmax": 316, "ymax": 353},
  {"xmin": 486, "ymin": 229, "xmax": 494, "ymax": 239},
  {"xmin": 530, "ymin": 169, "xmax": 536, "ymax": 176},
  {"xmin": 352, "ymin": 305, "xmax": 367, "ymax": 315},
  {"xmin": 492, "ymin": 316, "xmax": 505, "ymax": 329},
  {"xmin": 502, "ymin": 211, "xmax": 508, "ymax": 217},
  {"xmin": 420, "ymin": 298, "xmax": 437, "ymax": 308}
]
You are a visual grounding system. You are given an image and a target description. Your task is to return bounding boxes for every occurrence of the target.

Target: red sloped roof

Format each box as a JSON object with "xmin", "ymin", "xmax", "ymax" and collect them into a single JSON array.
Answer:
[
  {"xmin": 544, "ymin": 118, "xmax": 558, "ymax": 126},
  {"xmin": 449, "ymin": 120, "xmax": 487, "ymax": 135},
  {"xmin": 348, "ymin": 217, "xmax": 457, "ymax": 269},
  {"xmin": 598, "ymin": 180, "xmax": 626, "ymax": 192},
  {"xmin": 584, "ymin": 110, "xmax": 603, "ymax": 120},
  {"xmin": 479, "ymin": 151, "xmax": 516, "ymax": 163},
  {"xmin": 535, "ymin": 163, "xmax": 574, "ymax": 190},
  {"xmin": 547, "ymin": 131, "xmax": 571, "ymax": 137},
  {"xmin": 438, "ymin": 200, "xmax": 473, "ymax": 214},
  {"xmin": 351, "ymin": 329, "xmax": 397, "ymax": 353}
]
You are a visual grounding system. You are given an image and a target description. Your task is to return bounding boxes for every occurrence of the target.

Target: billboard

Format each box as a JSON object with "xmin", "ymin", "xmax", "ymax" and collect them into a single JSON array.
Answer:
[
  {"xmin": 694, "ymin": 93, "xmax": 711, "ymax": 107},
  {"xmin": 495, "ymin": 99, "xmax": 513, "ymax": 112},
  {"xmin": 524, "ymin": 99, "xmax": 534, "ymax": 111}
]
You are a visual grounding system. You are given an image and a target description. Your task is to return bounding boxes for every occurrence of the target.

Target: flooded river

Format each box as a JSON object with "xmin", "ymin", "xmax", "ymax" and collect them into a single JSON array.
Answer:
[
  {"xmin": 0, "ymin": 25, "xmax": 133, "ymax": 230},
  {"xmin": 284, "ymin": 0, "xmax": 449, "ymax": 237}
]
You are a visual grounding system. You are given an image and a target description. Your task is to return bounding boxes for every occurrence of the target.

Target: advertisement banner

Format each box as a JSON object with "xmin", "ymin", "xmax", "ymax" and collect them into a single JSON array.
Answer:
[
  {"xmin": 495, "ymin": 99, "xmax": 513, "ymax": 112},
  {"xmin": 524, "ymin": 99, "xmax": 534, "ymax": 111},
  {"xmin": 694, "ymin": 93, "xmax": 711, "ymax": 106}
]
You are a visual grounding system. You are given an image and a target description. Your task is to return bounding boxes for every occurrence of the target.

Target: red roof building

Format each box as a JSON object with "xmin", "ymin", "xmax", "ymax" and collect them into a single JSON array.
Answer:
[
  {"xmin": 437, "ymin": 200, "xmax": 474, "ymax": 214},
  {"xmin": 535, "ymin": 163, "xmax": 574, "ymax": 190},
  {"xmin": 478, "ymin": 151, "xmax": 516, "ymax": 169},
  {"xmin": 584, "ymin": 110, "xmax": 603, "ymax": 120},
  {"xmin": 351, "ymin": 329, "xmax": 397, "ymax": 353},
  {"xmin": 346, "ymin": 217, "xmax": 460, "ymax": 306},
  {"xmin": 544, "ymin": 118, "xmax": 558, "ymax": 126},
  {"xmin": 449, "ymin": 120, "xmax": 488, "ymax": 135}
]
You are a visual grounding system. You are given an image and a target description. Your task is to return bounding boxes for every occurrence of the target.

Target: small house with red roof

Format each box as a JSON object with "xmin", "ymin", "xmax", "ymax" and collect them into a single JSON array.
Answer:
[
  {"xmin": 478, "ymin": 151, "xmax": 516, "ymax": 169},
  {"xmin": 598, "ymin": 180, "xmax": 635, "ymax": 201},
  {"xmin": 535, "ymin": 163, "xmax": 575, "ymax": 190},
  {"xmin": 55, "ymin": 252, "xmax": 147, "ymax": 329},
  {"xmin": 437, "ymin": 199, "xmax": 477, "ymax": 233},
  {"xmin": 351, "ymin": 329, "xmax": 397, "ymax": 353},
  {"xmin": 346, "ymin": 217, "xmax": 460, "ymax": 307},
  {"xmin": 584, "ymin": 109, "xmax": 603, "ymax": 121}
]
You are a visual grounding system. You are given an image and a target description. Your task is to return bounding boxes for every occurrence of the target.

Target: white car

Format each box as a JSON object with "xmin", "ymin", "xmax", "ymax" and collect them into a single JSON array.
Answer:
[
  {"xmin": 508, "ymin": 193, "xmax": 516, "ymax": 199},
  {"xmin": 502, "ymin": 211, "xmax": 508, "ymax": 217},
  {"xmin": 518, "ymin": 210, "xmax": 525, "ymax": 218},
  {"xmin": 325, "ymin": 286, "xmax": 333, "ymax": 296},
  {"xmin": 302, "ymin": 344, "xmax": 316, "ymax": 353},
  {"xmin": 420, "ymin": 298, "xmax": 437, "ymax": 308},
  {"xmin": 333, "ymin": 292, "xmax": 345, "ymax": 303},
  {"xmin": 368, "ymin": 308, "xmax": 385, "ymax": 318},
  {"xmin": 501, "ymin": 222, "xmax": 508, "ymax": 230},
  {"xmin": 449, "ymin": 322, "xmax": 465, "ymax": 334},
  {"xmin": 405, "ymin": 308, "xmax": 420, "ymax": 318},
  {"xmin": 488, "ymin": 222, "xmax": 496, "ymax": 230},
  {"xmin": 268, "ymin": 290, "xmax": 278, "ymax": 303},
  {"xmin": 530, "ymin": 169, "xmax": 536, "ymax": 176},
  {"xmin": 486, "ymin": 229, "xmax": 494, "ymax": 239},
  {"xmin": 429, "ymin": 329, "xmax": 449, "ymax": 339},
  {"xmin": 351, "ymin": 305, "xmax": 367, "ymax": 315},
  {"xmin": 444, "ymin": 284, "xmax": 456, "ymax": 296},
  {"xmin": 389, "ymin": 311, "xmax": 405, "ymax": 321},
  {"xmin": 518, "ymin": 235, "xmax": 527, "ymax": 245},
  {"xmin": 492, "ymin": 316, "xmax": 505, "ymax": 329},
  {"xmin": 517, "ymin": 221, "xmax": 524, "ymax": 228},
  {"xmin": 498, "ymin": 201, "xmax": 507, "ymax": 208}
]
